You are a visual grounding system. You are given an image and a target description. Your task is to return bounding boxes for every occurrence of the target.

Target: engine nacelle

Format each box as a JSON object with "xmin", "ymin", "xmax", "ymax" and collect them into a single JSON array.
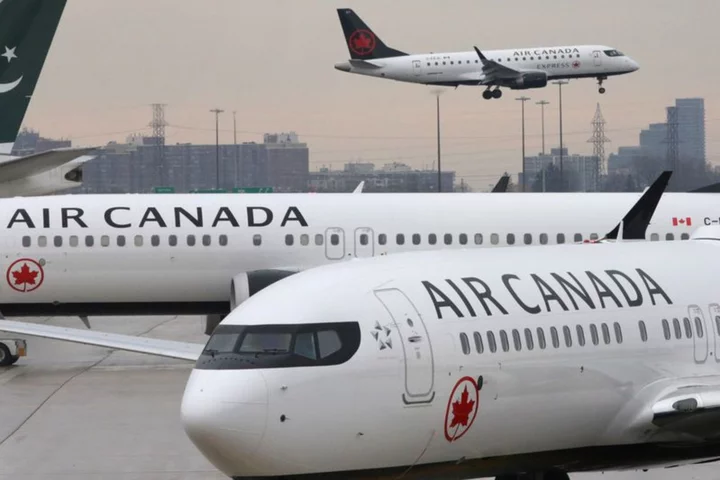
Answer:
[
  {"xmin": 230, "ymin": 269, "xmax": 298, "ymax": 310},
  {"xmin": 509, "ymin": 72, "xmax": 548, "ymax": 90}
]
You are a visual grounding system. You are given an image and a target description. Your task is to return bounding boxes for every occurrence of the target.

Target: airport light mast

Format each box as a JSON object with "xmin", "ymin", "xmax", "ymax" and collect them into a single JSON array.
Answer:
[
  {"xmin": 210, "ymin": 108, "xmax": 224, "ymax": 189},
  {"xmin": 516, "ymin": 96, "xmax": 531, "ymax": 191},
  {"xmin": 552, "ymin": 80, "xmax": 569, "ymax": 191}
]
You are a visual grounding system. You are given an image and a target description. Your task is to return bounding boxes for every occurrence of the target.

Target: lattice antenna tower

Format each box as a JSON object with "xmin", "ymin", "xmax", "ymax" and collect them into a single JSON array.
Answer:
[
  {"xmin": 150, "ymin": 103, "xmax": 167, "ymax": 184},
  {"xmin": 587, "ymin": 103, "xmax": 610, "ymax": 188}
]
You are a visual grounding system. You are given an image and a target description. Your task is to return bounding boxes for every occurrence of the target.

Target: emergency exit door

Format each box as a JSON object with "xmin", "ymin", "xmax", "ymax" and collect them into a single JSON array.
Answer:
[
  {"xmin": 689, "ymin": 305, "xmax": 709, "ymax": 363},
  {"xmin": 412, "ymin": 59, "xmax": 422, "ymax": 77},
  {"xmin": 324, "ymin": 228, "xmax": 345, "ymax": 260}
]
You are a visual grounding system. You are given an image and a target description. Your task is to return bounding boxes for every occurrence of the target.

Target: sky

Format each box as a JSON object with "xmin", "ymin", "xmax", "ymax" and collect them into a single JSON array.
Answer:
[{"xmin": 20, "ymin": 0, "xmax": 720, "ymax": 190}]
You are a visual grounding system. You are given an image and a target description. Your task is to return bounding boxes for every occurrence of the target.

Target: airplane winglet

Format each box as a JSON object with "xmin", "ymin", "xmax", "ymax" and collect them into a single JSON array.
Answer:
[
  {"xmin": 352, "ymin": 181, "xmax": 365, "ymax": 194},
  {"xmin": 491, "ymin": 174, "xmax": 510, "ymax": 193},
  {"xmin": 473, "ymin": 46, "xmax": 488, "ymax": 63},
  {"xmin": 604, "ymin": 171, "xmax": 672, "ymax": 241}
]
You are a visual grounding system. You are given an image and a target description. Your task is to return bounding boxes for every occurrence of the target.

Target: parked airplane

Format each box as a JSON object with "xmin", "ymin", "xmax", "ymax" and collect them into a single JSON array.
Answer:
[
  {"xmin": 0, "ymin": 0, "xmax": 96, "ymax": 196},
  {"xmin": 334, "ymin": 9, "xmax": 639, "ymax": 98},
  {"xmin": 5, "ymin": 223, "xmax": 720, "ymax": 479}
]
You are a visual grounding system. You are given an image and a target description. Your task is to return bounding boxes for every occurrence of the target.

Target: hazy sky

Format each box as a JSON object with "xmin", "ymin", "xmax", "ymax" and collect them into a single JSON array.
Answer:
[{"xmin": 21, "ymin": 0, "xmax": 720, "ymax": 190}]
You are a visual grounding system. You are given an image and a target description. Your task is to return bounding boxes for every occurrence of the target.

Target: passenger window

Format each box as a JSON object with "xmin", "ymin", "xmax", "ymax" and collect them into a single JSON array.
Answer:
[
  {"xmin": 524, "ymin": 233, "xmax": 532, "ymax": 245},
  {"xmin": 473, "ymin": 331, "xmax": 484, "ymax": 353},
  {"xmin": 666, "ymin": 233, "xmax": 674, "ymax": 241},
  {"xmin": 85, "ymin": 235, "xmax": 94, "ymax": 247},
  {"xmin": 460, "ymin": 333, "xmax": 470, "ymax": 355},
  {"xmin": 70, "ymin": 235, "xmax": 79, "ymax": 247},
  {"xmin": 187, "ymin": 235, "xmax": 195, "ymax": 247},
  {"xmin": 507, "ymin": 233, "xmax": 515, "ymax": 245},
  {"xmin": 500, "ymin": 330, "xmax": 510, "ymax": 352},
  {"xmin": 540, "ymin": 233, "xmax": 548, "ymax": 245},
  {"xmin": 317, "ymin": 330, "xmax": 342, "ymax": 358},
  {"xmin": 22, "ymin": 236, "xmax": 31, "ymax": 247},
  {"xmin": 169, "ymin": 235, "xmax": 177, "ymax": 247},
  {"xmin": 491, "ymin": 233, "xmax": 499, "ymax": 245},
  {"xmin": 673, "ymin": 318, "xmax": 682, "ymax": 339},
  {"xmin": 639, "ymin": 320, "xmax": 648, "ymax": 342},
  {"xmin": 662, "ymin": 319, "xmax": 671, "ymax": 340},
  {"xmin": 444, "ymin": 233, "xmax": 452, "ymax": 245},
  {"xmin": 574, "ymin": 233, "xmax": 582, "ymax": 242},
  {"xmin": 550, "ymin": 326, "xmax": 560, "ymax": 348},
  {"xmin": 590, "ymin": 233, "xmax": 599, "ymax": 241},
  {"xmin": 396, "ymin": 234, "xmax": 405, "ymax": 245},
  {"xmin": 590, "ymin": 324, "xmax": 599, "ymax": 345},
  {"xmin": 563, "ymin": 326, "xmax": 572, "ymax": 347},
  {"xmin": 134, "ymin": 235, "xmax": 143, "ymax": 247},
  {"xmin": 359, "ymin": 234, "xmax": 368, "ymax": 246},
  {"xmin": 695, "ymin": 317, "xmax": 704, "ymax": 338},
  {"xmin": 300, "ymin": 234, "xmax": 309, "ymax": 246},
  {"xmin": 474, "ymin": 233, "xmax": 483, "ymax": 245},
  {"xmin": 459, "ymin": 233, "xmax": 468, "ymax": 245},
  {"xmin": 576, "ymin": 325, "xmax": 586, "ymax": 346},
  {"xmin": 650, "ymin": 233, "xmax": 659, "ymax": 241},
  {"xmin": 524, "ymin": 328, "xmax": 534, "ymax": 350},
  {"xmin": 412, "ymin": 233, "xmax": 421, "ymax": 245},
  {"xmin": 101, "ymin": 235, "xmax": 110, "ymax": 247},
  {"xmin": 683, "ymin": 317, "xmax": 692, "ymax": 338},
  {"xmin": 38, "ymin": 236, "xmax": 47, "ymax": 247},
  {"xmin": 537, "ymin": 327, "xmax": 546, "ymax": 349},
  {"xmin": 557, "ymin": 233, "xmax": 565, "ymax": 244},
  {"xmin": 614, "ymin": 322, "xmax": 623, "ymax": 344},
  {"xmin": 331, "ymin": 234, "xmax": 340, "ymax": 246},
  {"xmin": 601, "ymin": 323, "xmax": 611, "ymax": 344},
  {"xmin": 285, "ymin": 234, "xmax": 294, "ymax": 246},
  {"xmin": 152, "ymin": 235, "xmax": 160, "ymax": 247},
  {"xmin": 116, "ymin": 235, "xmax": 125, "ymax": 247},
  {"xmin": 487, "ymin": 331, "xmax": 497, "ymax": 353},
  {"xmin": 219, "ymin": 234, "xmax": 228, "ymax": 247},
  {"xmin": 253, "ymin": 234, "xmax": 262, "ymax": 246},
  {"xmin": 428, "ymin": 234, "xmax": 437, "ymax": 245},
  {"xmin": 681, "ymin": 233, "xmax": 690, "ymax": 240},
  {"xmin": 315, "ymin": 234, "xmax": 324, "ymax": 246},
  {"xmin": 54, "ymin": 236, "xmax": 62, "ymax": 247},
  {"xmin": 512, "ymin": 329, "xmax": 522, "ymax": 351}
]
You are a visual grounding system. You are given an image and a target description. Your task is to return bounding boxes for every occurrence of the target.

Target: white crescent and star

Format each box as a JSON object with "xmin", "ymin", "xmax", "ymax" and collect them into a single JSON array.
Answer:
[{"xmin": 0, "ymin": 45, "xmax": 22, "ymax": 94}]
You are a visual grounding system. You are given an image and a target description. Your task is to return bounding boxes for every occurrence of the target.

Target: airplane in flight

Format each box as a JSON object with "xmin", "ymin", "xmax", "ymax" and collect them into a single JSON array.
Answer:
[
  {"xmin": 334, "ymin": 8, "xmax": 639, "ymax": 98},
  {"xmin": 0, "ymin": 0, "xmax": 96, "ymax": 196},
  {"xmin": 5, "ymin": 217, "xmax": 720, "ymax": 479}
]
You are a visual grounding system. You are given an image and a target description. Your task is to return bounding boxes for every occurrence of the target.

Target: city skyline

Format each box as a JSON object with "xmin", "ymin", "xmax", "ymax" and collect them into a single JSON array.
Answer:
[{"xmin": 17, "ymin": 0, "xmax": 720, "ymax": 189}]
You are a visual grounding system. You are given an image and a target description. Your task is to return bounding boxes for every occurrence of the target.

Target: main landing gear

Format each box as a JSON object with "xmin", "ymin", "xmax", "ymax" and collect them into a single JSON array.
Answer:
[
  {"xmin": 597, "ymin": 75, "xmax": 607, "ymax": 94},
  {"xmin": 483, "ymin": 87, "xmax": 503, "ymax": 100},
  {"xmin": 0, "ymin": 340, "xmax": 23, "ymax": 366},
  {"xmin": 496, "ymin": 470, "xmax": 570, "ymax": 480}
]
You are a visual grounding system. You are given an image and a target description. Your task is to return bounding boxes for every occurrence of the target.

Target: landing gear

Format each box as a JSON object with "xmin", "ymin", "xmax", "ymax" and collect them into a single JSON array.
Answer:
[
  {"xmin": 492, "ymin": 88, "xmax": 503, "ymax": 99},
  {"xmin": 483, "ymin": 87, "xmax": 503, "ymax": 100},
  {"xmin": 0, "ymin": 342, "xmax": 19, "ymax": 367},
  {"xmin": 597, "ymin": 75, "xmax": 607, "ymax": 94}
]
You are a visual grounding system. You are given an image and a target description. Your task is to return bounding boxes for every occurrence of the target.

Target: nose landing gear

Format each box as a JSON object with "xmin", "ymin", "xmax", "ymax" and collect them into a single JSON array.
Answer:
[{"xmin": 597, "ymin": 75, "xmax": 607, "ymax": 94}]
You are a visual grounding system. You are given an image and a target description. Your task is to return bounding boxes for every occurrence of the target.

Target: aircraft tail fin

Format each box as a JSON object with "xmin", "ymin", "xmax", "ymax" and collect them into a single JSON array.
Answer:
[
  {"xmin": 0, "ymin": 0, "xmax": 67, "ymax": 154},
  {"xmin": 337, "ymin": 8, "xmax": 407, "ymax": 60}
]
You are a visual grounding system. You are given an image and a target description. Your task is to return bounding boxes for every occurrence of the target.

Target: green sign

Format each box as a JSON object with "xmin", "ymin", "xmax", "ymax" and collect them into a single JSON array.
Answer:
[
  {"xmin": 190, "ymin": 188, "xmax": 227, "ymax": 193},
  {"xmin": 153, "ymin": 186, "xmax": 175, "ymax": 193},
  {"xmin": 232, "ymin": 187, "xmax": 274, "ymax": 193}
]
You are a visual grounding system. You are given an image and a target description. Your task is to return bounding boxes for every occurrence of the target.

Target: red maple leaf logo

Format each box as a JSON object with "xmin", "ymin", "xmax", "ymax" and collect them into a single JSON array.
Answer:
[
  {"xmin": 353, "ymin": 34, "xmax": 372, "ymax": 50},
  {"xmin": 349, "ymin": 30, "xmax": 375, "ymax": 55},
  {"xmin": 12, "ymin": 263, "xmax": 38, "ymax": 287},
  {"xmin": 449, "ymin": 386, "xmax": 475, "ymax": 428}
]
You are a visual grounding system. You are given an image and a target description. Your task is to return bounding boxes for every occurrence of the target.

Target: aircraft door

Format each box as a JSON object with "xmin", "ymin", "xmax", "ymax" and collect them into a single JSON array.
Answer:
[
  {"xmin": 412, "ymin": 59, "xmax": 422, "ymax": 77},
  {"xmin": 708, "ymin": 304, "xmax": 720, "ymax": 363},
  {"xmin": 324, "ymin": 228, "xmax": 345, "ymax": 260},
  {"xmin": 593, "ymin": 50, "xmax": 602, "ymax": 67},
  {"xmin": 690, "ymin": 305, "xmax": 709, "ymax": 363},
  {"xmin": 374, "ymin": 288, "xmax": 435, "ymax": 405},
  {"xmin": 354, "ymin": 227, "xmax": 374, "ymax": 258}
]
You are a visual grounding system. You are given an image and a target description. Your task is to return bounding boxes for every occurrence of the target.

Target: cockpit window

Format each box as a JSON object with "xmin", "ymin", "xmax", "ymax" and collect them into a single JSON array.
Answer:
[
  {"xmin": 196, "ymin": 322, "xmax": 361, "ymax": 370},
  {"xmin": 603, "ymin": 49, "xmax": 624, "ymax": 57}
]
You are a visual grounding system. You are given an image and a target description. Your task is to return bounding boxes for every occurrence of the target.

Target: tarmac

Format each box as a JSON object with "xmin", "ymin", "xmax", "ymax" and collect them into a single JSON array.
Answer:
[{"xmin": 0, "ymin": 315, "xmax": 718, "ymax": 480}]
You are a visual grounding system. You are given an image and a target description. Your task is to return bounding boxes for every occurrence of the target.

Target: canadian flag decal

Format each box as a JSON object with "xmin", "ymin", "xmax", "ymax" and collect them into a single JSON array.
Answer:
[{"xmin": 672, "ymin": 217, "xmax": 692, "ymax": 226}]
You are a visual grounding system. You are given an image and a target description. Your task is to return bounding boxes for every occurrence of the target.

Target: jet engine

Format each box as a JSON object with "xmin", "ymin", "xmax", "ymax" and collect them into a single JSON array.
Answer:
[{"xmin": 509, "ymin": 71, "xmax": 548, "ymax": 89}]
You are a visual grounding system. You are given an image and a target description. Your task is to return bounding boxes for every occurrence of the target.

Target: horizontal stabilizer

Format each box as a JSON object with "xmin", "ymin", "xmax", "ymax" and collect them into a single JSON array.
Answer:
[
  {"xmin": 689, "ymin": 182, "xmax": 720, "ymax": 193},
  {"xmin": 0, "ymin": 147, "xmax": 97, "ymax": 182},
  {"xmin": 348, "ymin": 59, "xmax": 383, "ymax": 69},
  {"xmin": 0, "ymin": 320, "xmax": 204, "ymax": 361}
]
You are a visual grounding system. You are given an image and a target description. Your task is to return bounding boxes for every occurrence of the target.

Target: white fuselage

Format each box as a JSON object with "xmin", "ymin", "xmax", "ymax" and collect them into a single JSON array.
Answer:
[
  {"xmin": 182, "ymin": 237, "xmax": 720, "ymax": 478},
  {"xmin": 0, "ymin": 192, "xmax": 713, "ymax": 316},
  {"xmin": 335, "ymin": 45, "xmax": 638, "ymax": 87}
]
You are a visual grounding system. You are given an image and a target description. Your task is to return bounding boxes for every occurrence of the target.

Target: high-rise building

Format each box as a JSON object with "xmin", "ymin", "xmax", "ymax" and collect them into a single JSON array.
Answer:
[
  {"xmin": 675, "ymin": 98, "xmax": 705, "ymax": 167},
  {"xmin": 639, "ymin": 123, "xmax": 667, "ymax": 161}
]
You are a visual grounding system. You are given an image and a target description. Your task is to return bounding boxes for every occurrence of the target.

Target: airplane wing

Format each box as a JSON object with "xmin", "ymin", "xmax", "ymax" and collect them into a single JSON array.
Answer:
[
  {"xmin": 0, "ymin": 147, "xmax": 97, "ymax": 182},
  {"xmin": 689, "ymin": 182, "xmax": 720, "ymax": 193},
  {"xmin": 0, "ymin": 320, "xmax": 204, "ymax": 361},
  {"xmin": 651, "ymin": 384, "xmax": 720, "ymax": 440},
  {"xmin": 473, "ymin": 46, "xmax": 523, "ymax": 80}
]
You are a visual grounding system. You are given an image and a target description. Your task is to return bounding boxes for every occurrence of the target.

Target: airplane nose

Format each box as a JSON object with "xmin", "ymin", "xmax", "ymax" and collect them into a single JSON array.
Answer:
[
  {"xmin": 628, "ymin": 58, "xmax": 640, "ymax": 72},
  {"xmin": 334, "ymin": 61, "xmax": 351, "ymax": 72},
  {"xmin": 181, "ymin": 369, "xmax": 268, "ymax": 477}
]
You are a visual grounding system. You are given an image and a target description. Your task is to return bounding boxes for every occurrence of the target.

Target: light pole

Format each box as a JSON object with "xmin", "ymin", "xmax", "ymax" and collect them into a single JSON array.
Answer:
[
  {"xmin": 436, "ymin": 93, "xmax": 441, "ymax": 192},
  {"xmin": 536, "ymin": 100, "xmax": 549, "ymax": 155},
  {"xmin": 516, "ymin": 96, "xmax": 530, "ymax": 192},
  {"xmin": 552, "ymin": 80, "xmax": 568, "ymax": 191},
  {"xmin": 210, "ymin": 108, "xmax": 224, "ymax": 189}
]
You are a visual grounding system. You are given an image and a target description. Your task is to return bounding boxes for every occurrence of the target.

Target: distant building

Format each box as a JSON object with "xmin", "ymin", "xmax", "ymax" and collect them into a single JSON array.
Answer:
[
  {"xmin": 639, "ymin": 123, "xmax": 667, "ymax": 161},
  {"xmin": 675, "ymin": 98, "xmax": 705, "ymax": 167},
  {"xmin": 522, "ymin": 148, "xmax": 600, "ymax": 192},
  {"xmin": 309, "ymin": 162, "xmax": 455, "ymax": 193},
  {"xmin": 608, "ymin": 146, "xmax": 645, "ymax": 176},
  {"xmin": 11, "ymin": 128, "xmax": 71, "ymax": 156}
]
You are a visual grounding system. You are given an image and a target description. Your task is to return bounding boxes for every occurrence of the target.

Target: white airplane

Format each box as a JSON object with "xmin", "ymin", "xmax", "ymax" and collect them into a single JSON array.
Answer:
[
  {"xmin": 5, "ymin": 222, "xmax": 720, "ymax": 479},
  {"xmin": 0, "ymin": 0, "xmax": 96, "ymax": 196},
  {"xmin": 334, "ymin": 9, "xmax": 639, "ymax": 98}
]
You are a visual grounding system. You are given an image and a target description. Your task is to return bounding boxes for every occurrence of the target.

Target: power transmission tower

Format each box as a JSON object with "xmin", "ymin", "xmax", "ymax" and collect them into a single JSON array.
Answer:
[
  {"xmin": 150, "ymin": 103, "xmax": 167, "ymax": 186},
  {"xmin": 587, "ymin": 103, "xmax": 610, "ymax": 191},
  {"xmin": 665, "ymin": 106, "xmax": 680, "ymax": 174}
]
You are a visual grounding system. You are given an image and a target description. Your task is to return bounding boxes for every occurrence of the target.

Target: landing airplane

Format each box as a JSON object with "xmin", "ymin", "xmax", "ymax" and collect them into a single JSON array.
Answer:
[
  {"xmin": 0, "ymin": 0, "xmax": 96, "ymax": 196},
  {"xmin": 6, "ymin": 225, "xmax": 720, "ymax": 479},
  {"xmin": 334, "ymin": 9, "xmax": 639, "ymax": 98}
]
